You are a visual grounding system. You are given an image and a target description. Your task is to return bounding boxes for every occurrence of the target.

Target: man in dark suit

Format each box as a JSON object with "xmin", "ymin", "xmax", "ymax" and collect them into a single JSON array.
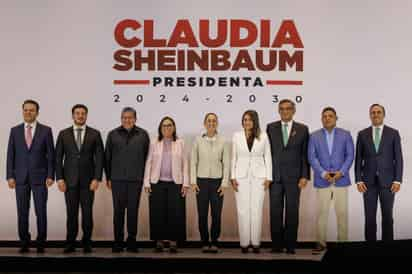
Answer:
[
  {"xmin": 6, "ymin": 99, "xmax": 55, "ymax": 253},
  {"xmin": 355, "ymin": 104, "xmax": 403, "ymax": 242},
  {"xmin": 105, "ymin": 107, "xmax": 150, "ymax": 253},
  {"xmin": 266, "ymin": 99, "xmax": 310, "ymax": 254},
  {"xmin": 55, "ymin": 104, "xmax": 104, "ymax": 253}
]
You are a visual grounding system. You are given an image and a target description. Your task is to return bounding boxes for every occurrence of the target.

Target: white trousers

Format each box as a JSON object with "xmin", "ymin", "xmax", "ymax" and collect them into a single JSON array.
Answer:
[{"xmin": 234, "ymin": 173, "xmax": 265, "ymax": 247}]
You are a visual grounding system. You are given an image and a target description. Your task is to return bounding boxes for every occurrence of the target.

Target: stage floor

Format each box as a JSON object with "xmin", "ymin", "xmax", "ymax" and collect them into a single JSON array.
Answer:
[{"xmin": 0, "ymin": 247, "xmax": 324, "ymax": 260}]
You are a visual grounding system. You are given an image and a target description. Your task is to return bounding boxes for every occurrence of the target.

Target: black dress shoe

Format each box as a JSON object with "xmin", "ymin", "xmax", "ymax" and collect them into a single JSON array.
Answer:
[
  {"xmin": 241, "ymin": 247, "xmax": 249, "ymax": 253},
  {"xmin": 18, "ymin": 246, "xmax": 29, "ymax": 254},
  {"xmin": 169, "ymin": 246, "xmax": 178, "ymax": 253},
  {"xmin": 252, "ymin": 247, "xmax": 260, "ymax": 254},
  {"xmin": 271, "ymin": 247, "xmax": 283, "ymax": 253},
  {"xmin": 312, "ymin": 243, "xmax": 326, "ymax": 253},
  {"xmin": 83, "ymin": 245, "xmax": 93, "ymax": 253},
  {"xmin": 63, "ymin": 245, "xmax": 76, "ymax": 253},
  {"xmin": 286, "ymin": 249, "xmax": 296, "ymax": 254},
  {"xmin": 37, "ymin": 247, "xmax": 45, "ymax": 253}
]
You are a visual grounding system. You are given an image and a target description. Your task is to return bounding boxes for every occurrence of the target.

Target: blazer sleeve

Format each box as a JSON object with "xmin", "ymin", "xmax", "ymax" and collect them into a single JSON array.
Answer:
[
  {"xmin": 46, "ymin": 127, "xmax": 55, "ymax": 180},
  {"xmin": 104, "ymin": 132, "xmax": 113, "ymax": 181},
  {"xmin": 394, "ymin": 130, "xmax": 403, "ymax": 183},
  {"xmin": 190, "ymin": 138, "xmax": 199, "ymax": 185},
  {"xmin": 339, "ymin": 131, "xmax": 355, "ymax": 177},
  {"xmin": 264, "ymin": 134, "xmax": 273, "ymax": 181},
  {"xmin": 6, "ymin": 129, "xmax": 15, "ymax": 180},
  {"xmin": 55, "ymin": 131, "xmax": 65, "ymax": 181},
  {"xmin": 143, "ymin": 140, "xmax": 155, "ymax": 188},
  {"xmin": 230, "ymin": 134, "xmax": 238, "ymax": 180},
  {"xmin": 221, "ymin": 140, "xmax": 231, "ymax": 187},
  {"xmin": 181, "ymin": 140, "xmax": 190, "ymax": 187},
  {"xmin": 93, "ymin": 131, "xmax": 104, "ymax": 181},
  {"xmin": 300, "ymin": 125, "xmax": 310, "ymax": 180},
  {"xmin": 307, "ymin": 134, "xmax": 326, "ymax": 176},
  {"xmin": 354, "ymin": 132, "xmax": 363, "ymax": 182}
]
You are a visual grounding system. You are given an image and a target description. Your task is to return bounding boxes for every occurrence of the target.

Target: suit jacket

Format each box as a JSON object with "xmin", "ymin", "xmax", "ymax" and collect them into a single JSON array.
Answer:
[
  {"xmin": 308, "ymin": 127, "xmax": 354, "ymax": 188},
  {"xmin": 105, "ymin": 126, "xmax": 150, "ymax": 182},
  {"xmin": 55, "ymin": 126, "xmax": 104, "ymax": 188},
  {"xmin": 6, "ymin": 122, "xmax": 55, "ymax": 185},
  {"xmin": 266, "ymin": 121, "xmax": 310, "ymax": 183},
  {"xmin": 355, "ymin": 125, "xmax": 403, "ymax": 187},
  {"xmin": 230, "ymin": 131, "xmax": 272, "ymax": 181},
  {"xmin": 144, "ymin": 138, "xmax": 189, "ymax": 187}
]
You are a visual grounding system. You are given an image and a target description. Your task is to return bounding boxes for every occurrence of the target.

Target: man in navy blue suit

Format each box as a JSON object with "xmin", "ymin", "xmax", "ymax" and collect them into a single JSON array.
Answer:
[
  {"xmin": 6, "ymin": 100, "xmax": 55, "ymax": 253},
  {"xmin": 355, "ymin": 104, "xmax": 403, "ymax": 242}
]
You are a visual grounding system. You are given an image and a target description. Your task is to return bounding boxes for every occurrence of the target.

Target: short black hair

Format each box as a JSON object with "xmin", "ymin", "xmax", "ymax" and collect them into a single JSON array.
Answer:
[
  {"xmin": 22, "ymin": 99, "xmax": 40, "ymax": 112},
  {"xmin": 71, "ymin": 104, "xmax": 88, "ymax": 114},
  {"xmin": 278, "ymin": 99, "xmax": 296, "ymax": 109},
  {"xmin": 121, "ymin": 107, "xmax": 137, "ymax": 118},
  {"xmin": 369, "ymin": 103, "xmax": 385, "ymax": 115},
  {"xmin": 322, "ymin": 106, "xmax": 337, "ymax": 116}
]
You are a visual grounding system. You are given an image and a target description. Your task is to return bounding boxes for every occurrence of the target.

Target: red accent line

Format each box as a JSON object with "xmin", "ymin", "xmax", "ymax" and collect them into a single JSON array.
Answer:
[
  {"xmin": 266, "ymin": 80, "xmax": 303, "ymax": 86},
  {"xmin": 113, "ymin": 80, "xmax": 150, "ymax": 85}
]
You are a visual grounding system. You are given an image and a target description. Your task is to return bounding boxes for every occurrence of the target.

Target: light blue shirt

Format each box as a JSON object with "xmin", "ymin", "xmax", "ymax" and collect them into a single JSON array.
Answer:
[{"xmin": 323, "ymin": 127, "xmax": 335, "ymax": 155}]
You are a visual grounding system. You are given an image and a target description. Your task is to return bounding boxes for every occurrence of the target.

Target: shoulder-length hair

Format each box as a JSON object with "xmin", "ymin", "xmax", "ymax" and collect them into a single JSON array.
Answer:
[{"xmin": 158, "ymin": 116, "xmax": 177, "ymax": 141}]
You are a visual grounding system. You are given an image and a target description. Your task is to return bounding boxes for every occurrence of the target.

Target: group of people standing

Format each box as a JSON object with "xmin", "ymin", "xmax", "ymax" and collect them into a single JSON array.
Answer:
[{"xmin": 5, "ymin": 99, "xmax": 403, "ymax": 255}]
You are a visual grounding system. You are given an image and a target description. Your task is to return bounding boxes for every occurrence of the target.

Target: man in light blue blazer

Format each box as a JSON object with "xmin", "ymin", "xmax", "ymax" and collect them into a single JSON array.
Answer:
[{"xmin": 308, "ymin": 107, "xmax": 354, "ymax": 252}]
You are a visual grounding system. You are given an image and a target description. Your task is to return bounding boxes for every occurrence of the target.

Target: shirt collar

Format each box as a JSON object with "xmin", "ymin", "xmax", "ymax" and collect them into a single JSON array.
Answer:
[
  {"xmin": 322, "ymin": 127, "xmax": 336, "ymax": 135},
  {"xmin": 24, "ymin": 121, "xmax": 37, "ymax": 129},
  {"xmin": 281, "ymin": 120, "xmax": 293, "ymax": 127},
  {"xmin": 73, "ymin": 124, "xmax": 86, "ymax": 131},
  {"xmin": 372, "ymin": 124, "xmax": 384, "ymax": 131}
]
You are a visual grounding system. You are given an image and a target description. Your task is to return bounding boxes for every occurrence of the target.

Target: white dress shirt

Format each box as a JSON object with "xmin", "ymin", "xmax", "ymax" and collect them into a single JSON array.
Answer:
[
  {"xmin": 73, "ymin": 124, "xmax": 86, "ymax": 145},
  {"xmin": 24, "ymin": 121, "xmax": 37, "ymax": 138}
]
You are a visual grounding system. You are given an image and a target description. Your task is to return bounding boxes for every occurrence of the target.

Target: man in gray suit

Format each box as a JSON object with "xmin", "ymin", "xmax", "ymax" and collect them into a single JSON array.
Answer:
[
  {"xmin": 266, "ymin": 99, "xmax": 310, "ymax": 254},
  {"xmin": 105, "ymin": 107, "xmax": 150, "ymax": 253}
]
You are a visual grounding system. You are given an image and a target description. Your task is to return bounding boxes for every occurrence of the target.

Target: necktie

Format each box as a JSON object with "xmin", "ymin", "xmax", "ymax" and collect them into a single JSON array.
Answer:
[
  {"xmin": 374, "ymin": 127, "xmax": 381, "ymax": 152},
  {"xmin": 25, "ymin": 125, "xmax": 33, "ymax": 149},
  {"xmin": 76, "ymin": 128, "xmax": 83, "ymax": 150},
  {"xmin": 282, "ymin": 123, "xmax": 289, "ymax": 147}
]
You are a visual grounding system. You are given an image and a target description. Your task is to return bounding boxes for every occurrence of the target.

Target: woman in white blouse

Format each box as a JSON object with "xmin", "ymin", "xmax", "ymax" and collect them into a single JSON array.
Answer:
[{"xmin": 231, "ymin": 110, "xmax": 272, "ymax": 253}]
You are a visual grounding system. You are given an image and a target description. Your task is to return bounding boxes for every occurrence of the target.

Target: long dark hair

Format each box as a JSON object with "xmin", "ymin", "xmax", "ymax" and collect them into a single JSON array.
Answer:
[
  {"xmin": 158, "ymin": 116, "xmax": 177, "ymax": 141},
  {"xmin": 242, "ymin": 110, "xmax": 261, "ymax": 140}
]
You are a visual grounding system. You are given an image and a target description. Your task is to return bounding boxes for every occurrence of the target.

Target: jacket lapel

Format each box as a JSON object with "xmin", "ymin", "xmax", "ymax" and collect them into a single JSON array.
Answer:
[
  {"xmin": 367, "ymin": 127, "xmax": 377, "ymax": 155},
  {"xmin": 29, "ymin": 123, "xmax": 41, "ymax": 151},
  {"xmin": 377, "ymin": 125, "xmax": 386, "ymax": 154},
  {"xmin": 80, "ymin": 127, "xmax": 90, "ymax": 152},
  {"xmin": 69, "ymin": 127, "xmax": 80, "ymax": 153}
]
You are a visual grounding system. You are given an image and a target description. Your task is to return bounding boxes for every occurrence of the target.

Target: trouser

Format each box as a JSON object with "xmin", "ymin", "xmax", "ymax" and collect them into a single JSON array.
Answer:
[
  {"xmin": 64, "ymin": 185, "xmax": 95, "ymax": 245},
  {"xmin": 317, "ymin": 185, "xmax": 348, "ymax": 246},
  {"xmin": 363, "ymin": 177, "xmax": 395, "ymax": 242},
  {"xmin": 15, "ymin": 179, "xmax": 48, "ymax": 246},
  {"xmin": 149, "ymin": 181, "xmax": 186, "ymax": 241},
  {"xmin": 234, "ymin": 173, "xmax": 265, "ymax": 248},
  {"xmin": 111, "ymin": 180, "xmax": 142, "ymax": 247},
  {"xmin": 196, "ymin": 178, "xmax": 224, "ymax": 245},
  {"xmin": 269, "ymin": 179, "xmax": 301, "ymax": 250}
]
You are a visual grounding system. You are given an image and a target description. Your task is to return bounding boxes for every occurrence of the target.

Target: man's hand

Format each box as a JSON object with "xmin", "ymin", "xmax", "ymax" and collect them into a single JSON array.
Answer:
[
  {"xmin": 46, "ymin": 178, "xmax": 54, "ymax": 188},
  {"xmin": 57, "ymin": 179, "xmax": 66, "ymax": 192},
  {"xmin": 90, "ymin": 179, "xmax": 99, "ymax": 192},
  {"xmin": 334, "ymin": 171, "xmax": 343, "ymax": 182},
  {"xmin": 323, "ymin": 172, "xmax": 334, "ymax": 184},
  {"xmin": 298, "ymin": 178, "xmax": 308, "ymax": 189},
  {"xmin": 7, "ymin": 178, "xmax": 16, "ymax": 189},
  {"xmin": 357, "ymin": 182, "xmax": 367, "ymax": 193},
  {"xmin": 391, "ymin": 183, "xmax": 401, "ymax": 193},
  {"xmin": 231, "ymin": 179, "xmax": 239, "ymax": 192}
]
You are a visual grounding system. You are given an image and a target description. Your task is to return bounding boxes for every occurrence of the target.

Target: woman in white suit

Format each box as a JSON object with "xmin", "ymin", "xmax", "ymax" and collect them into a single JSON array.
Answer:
[{"xmin": 231, "ymin": 110, "xmax": 272, "ymax": 253}]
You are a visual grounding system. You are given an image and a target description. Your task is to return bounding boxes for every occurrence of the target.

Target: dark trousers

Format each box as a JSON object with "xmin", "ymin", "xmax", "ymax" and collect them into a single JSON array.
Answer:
[
  {"xmin": 15, "ymin": 179, "xmax": 48, "ymax": 246},
  {"xmin": 363, "ymin": 176, "xmax": 395, "ymax": 242},
  {"xmin": 196, "ymin": 178, "xmax": 223, "ymax": 245},
  {"xmin": 64, "ymin": 185, "xmax": 95, "ymax": 245},
  {"xmin": 149, "ymin": 181, "xmax": 186, "ymax": 241},
  {"xmin": 269, "ymin": 180, "xmax": 301, "ymax": 250},
  {"xmin": 111, "ymin": 180, "xmax": 142, "ymax": 247}
]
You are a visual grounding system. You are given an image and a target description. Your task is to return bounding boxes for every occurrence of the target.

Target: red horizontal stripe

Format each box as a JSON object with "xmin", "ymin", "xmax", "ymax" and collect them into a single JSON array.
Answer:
[
  {"xmin": 113, "ymin": 80, "xmax": 150, "ymax": 85},
  {"xmin": 266, "ymin": 80, "xmax": 303, "ymax": 85}
]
